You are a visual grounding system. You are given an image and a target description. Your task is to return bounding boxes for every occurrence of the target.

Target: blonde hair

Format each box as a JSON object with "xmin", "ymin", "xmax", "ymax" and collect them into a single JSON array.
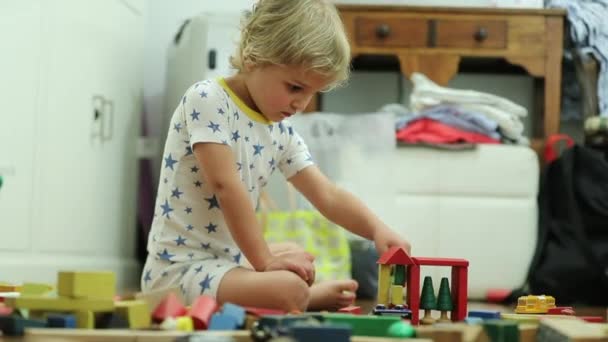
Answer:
[{"xmin": 230, "ymin": 0, "xmax": 351, "ymax": 91}]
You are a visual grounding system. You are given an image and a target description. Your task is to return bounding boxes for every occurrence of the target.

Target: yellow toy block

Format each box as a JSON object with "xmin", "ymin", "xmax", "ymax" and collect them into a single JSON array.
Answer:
[
  {"xmin": 76, "ymin": 310, "xmax": 94, "ymax": 329},
  {"xmin": 6, "ymin": 296, "xmax": 114, "ymax": 312},
  {"xmin": 58, "ymin": 271, "xmax": 116, "ymax": 299},
  {"xmin": 390, "ymin": 285, "xmax": 404, "ymax": 306},
  {"xmin": 0, "ymin": 282, "xmax": 22, "ymax": 292},
  {"xmin": 115, "ymin": 300, "xmax": 151, "ymax": 329},
  {"xmin": 21, "ymin": 283, "xmax": 54, "ymax": 296},
  {"xmin": 514, "ymin": 295, "xmax": 556, "ymax": 314},
  {"xmin": 176, "ymin": 316, "xmax": 194, "ymax": 332},
  {"xmin": 377, "ymin": 264, "xmax": 391, "ymax": 305}
]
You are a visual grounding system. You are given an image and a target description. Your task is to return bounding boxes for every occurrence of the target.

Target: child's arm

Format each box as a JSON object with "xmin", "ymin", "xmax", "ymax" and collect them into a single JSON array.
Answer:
[
  {"xmin": 194, "ymin": 143, "xmax": 315, "ymax": 283},
  {"xmin": 290, "ymin": 165, "xmax": 411, "ymax": 255}
]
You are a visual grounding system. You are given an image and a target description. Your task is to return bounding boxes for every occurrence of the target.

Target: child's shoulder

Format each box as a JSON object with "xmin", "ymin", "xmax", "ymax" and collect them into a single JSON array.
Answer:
[{"xmin": 182, "ymin": 78, "xmax": 227, "ymax": 102}]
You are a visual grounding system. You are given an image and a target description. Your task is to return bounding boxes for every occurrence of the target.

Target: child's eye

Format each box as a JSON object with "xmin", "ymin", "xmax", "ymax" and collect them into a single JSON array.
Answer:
[{"xmin": 287, "ymin": 84, "xmax": 303, "ymax": 92}]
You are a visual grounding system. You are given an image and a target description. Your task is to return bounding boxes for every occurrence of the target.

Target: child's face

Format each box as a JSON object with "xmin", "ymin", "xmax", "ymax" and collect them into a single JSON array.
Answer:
[{"xmin": 245, "ymin": 64, "xmax": 333, "ymax": 122}]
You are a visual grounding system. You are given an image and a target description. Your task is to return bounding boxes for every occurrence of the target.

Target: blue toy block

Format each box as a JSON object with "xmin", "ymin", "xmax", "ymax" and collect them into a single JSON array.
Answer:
[
  {"xmin": 468, "ymin": 310, "xmax": 501, "ymax": 320},
  {"xmin": 46, "ymin": 313, "xmax": 77, "ymax": 328},
  {"xmin": 290, "ymin": 323, "xmax": 351, "ymax": 342},
  {"xmin": 465, "ymin": 316, "xmax": 484, "ymax": 325},
  {"xmin": 221, "ymin": 302, "xmax": 245, "ymax": 327},
  {"xmin": 208, "ymin": 313, "xmax": 239, "ymax": 330}
]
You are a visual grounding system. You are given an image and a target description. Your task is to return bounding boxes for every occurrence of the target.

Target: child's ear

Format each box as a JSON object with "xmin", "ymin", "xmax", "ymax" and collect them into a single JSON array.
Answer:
[{"xmin": 243, "ymin": 60, "xmax": 255, "ymax": 73}]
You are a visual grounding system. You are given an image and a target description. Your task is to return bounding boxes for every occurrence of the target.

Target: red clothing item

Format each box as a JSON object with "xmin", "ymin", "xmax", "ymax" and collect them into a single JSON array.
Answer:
[{"xmin": 396, "ymin": 118, "xmax": 500, "ymax": 144}]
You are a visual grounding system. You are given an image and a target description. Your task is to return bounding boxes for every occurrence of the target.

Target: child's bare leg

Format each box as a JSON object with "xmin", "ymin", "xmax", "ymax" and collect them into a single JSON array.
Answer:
[
  {"xmin": 308, "ymin": 279, "xmax": 358, "ymax": 311},
  {"xmin": 216, "ymin": 267, "xmax": 310, "ymax": 312},
  {"xmin": 241, "ymin": 241, "xmax": 359, "ymax": 311}
]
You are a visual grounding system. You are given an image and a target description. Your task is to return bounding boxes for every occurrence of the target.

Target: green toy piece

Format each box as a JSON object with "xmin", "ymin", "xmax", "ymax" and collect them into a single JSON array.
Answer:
[
  {"xmin": 436, "ymin": 277, "xmax": 453, "ymax": 323},
  {"xmin": 393, "ymin": 265, "xmax": 406, "ymax": 285},
  {"xmin": 419, "ymin": 276, "xmax": 437, "ymax": 325},
  {"xmin": 387, "ymin": 321, "xmax": 415, "ymax": 338},
  {"xmin": 0, "ymin": 175, "xmax": 3, "ymax": 189}
]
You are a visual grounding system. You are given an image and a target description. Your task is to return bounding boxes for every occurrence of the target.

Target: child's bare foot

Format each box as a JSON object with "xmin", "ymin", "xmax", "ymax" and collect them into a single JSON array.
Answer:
[{"xmin": 307, "ymin": 279, "xmax": 359, "ymax": 311}]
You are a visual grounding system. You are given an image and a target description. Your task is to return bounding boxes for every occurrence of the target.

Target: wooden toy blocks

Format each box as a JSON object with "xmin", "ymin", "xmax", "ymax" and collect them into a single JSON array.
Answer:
[
  {"xmin": 58, "ymin": 271, "xmax": 116, "ymax": 300},
  {"xmin": 376, "ymin": 247, "xmax": 469, "ymax": 325}
]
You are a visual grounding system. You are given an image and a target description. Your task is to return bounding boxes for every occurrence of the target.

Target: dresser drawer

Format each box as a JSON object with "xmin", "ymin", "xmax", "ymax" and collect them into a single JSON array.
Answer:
[
  {"xmin": 355, "ymin": 16, "xmax": 428, "ymax": 48},
  {"xmin": 435, "ymin": 19, "xmax": 507, "ymax": 49}
]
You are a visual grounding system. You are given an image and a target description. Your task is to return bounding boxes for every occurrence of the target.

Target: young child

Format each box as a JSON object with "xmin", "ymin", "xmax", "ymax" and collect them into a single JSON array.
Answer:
[{"xmin": 142, "ymin": 0, "xmax": 411, "ymax": 312}]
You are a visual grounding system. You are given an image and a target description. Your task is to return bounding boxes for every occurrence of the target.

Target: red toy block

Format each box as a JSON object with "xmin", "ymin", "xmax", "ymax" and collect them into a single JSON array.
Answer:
[
  {"xmin": 338, "ymin": 306, "xmax": 362, "ymax": 315},
  {"xmin": 377, "ymin": 247, "xmax": 413, "ymax": 265},
  {"xmin": 547, "ymin": 307, "xmax": 575, "ymax": 315},
  {"xmin": 0, "ymin": 304, "xmax": 12, "ymax": 316},
  {"xmin": 152, "ymin": 292, "xmax": 188, "ymax": 323},
  {"xmin": 189, "ymin": 295, "xmax": 218, "ymax": 330},
  {"xmin": 412, "ymin": 257, "xmax": 469, "ymax": 267},
  {"xmin": 485, "ymin": 288, "xmax": 512, "ymax": 303},
  {"xmin": 579, "ymin": 316, "xmax": 605, "ymax": 323}
]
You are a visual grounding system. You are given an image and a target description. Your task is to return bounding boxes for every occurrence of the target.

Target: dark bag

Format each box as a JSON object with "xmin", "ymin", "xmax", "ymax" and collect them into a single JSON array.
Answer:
[{"xmin": 519, "ymin": 135, "xmax": 608, "ymax": 305}]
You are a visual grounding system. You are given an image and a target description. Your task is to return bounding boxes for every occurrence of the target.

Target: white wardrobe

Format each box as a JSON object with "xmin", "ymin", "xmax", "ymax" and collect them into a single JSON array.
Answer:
[{"xmin": 0, "ymin": 0, "xmax": 144, "ymax": 290}]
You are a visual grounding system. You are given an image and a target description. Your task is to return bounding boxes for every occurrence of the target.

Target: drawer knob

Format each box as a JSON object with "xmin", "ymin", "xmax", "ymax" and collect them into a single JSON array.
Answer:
[
  {"xmin": 474, "ymin": 27, "xmax": 488, "ymax": 42},
  {"xmin": 376, "ymin": 24, "xmax": 391, "ymax": 39}
]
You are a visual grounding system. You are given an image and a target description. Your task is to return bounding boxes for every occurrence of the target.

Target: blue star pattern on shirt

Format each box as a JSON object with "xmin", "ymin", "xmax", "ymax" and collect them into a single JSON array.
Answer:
[
  {"xmin": 160, "ymin": 200, "xmax": 173, "ymax": 218},
  {"xmin": 205, "ymin": 195, "xmax": 220, "ymax": 210},
  {"xmin": 231, "ymin": 130, "xmax": 241, "ymax": 142},
  {"xmin": 205, "ymin": 222, "xmax": 217, "ymax": 234},
  {"xmin": 253, "ymin": 143, "xmax": 264, "ymax": 156},
  {"xmin": 174, "ymin": 122, "xmax": 182, "ymax": 133},
  {"xmin": 199, "ymin": 274, "xmax": 214, "ymax": 294},
  {"xmin": 164, "ymin": 154, "xmax": 178, "ymax": 170},
  {"xmin": 207, "ymin": 121, "xmax": 221, "ymax": 133},
  {"xmin": 144, "ymin": 269, "xmax": 152, "ymax": 284},
  {"xmin": 233, "ymin": 252, "xmax": 242, "ymax": 264},
  {"xmin": 175, "ymin": 235, "xmax": 187, "ymax": 246},
  {"xmin": 190, "ymin": 109, "xmax": 201, "ymax": 121},
  {"xmin": 157, "ymin": 248, "xmax": 175, "ymax": 261},
  {"xmin": 171, "ymin": 187, "xmax": 183, "ymax": 199}
]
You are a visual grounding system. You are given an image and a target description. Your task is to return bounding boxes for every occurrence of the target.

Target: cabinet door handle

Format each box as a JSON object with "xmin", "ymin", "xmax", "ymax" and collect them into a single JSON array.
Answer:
[
  {"xmin": 102, "ymin": 99, "xmax": 114, "ymax": 142},
  {"xmin": 376, "ymin": 24, "xmax": 391, "ymax": 39},
  {"xmin": 474, "ymin": 27, "xmax": 488, "ymax": 42}
]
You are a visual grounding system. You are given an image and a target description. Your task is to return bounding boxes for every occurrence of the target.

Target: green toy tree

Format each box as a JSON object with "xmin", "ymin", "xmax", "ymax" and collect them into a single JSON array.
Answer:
[
  {"xmin": 436, "ymin": 277, "xmax": 453, "ymax": 323},
  {"xmin": 393, "ymin": 265, "xmax": 406, "ymax": 285},
  {"xmin": 419, "ymin": 276, "xmax": 436, "ymax": 324}
]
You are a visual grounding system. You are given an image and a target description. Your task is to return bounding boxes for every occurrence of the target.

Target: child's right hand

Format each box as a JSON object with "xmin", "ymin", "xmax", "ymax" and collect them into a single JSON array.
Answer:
[{"xmin": 263, "ymin": 251, "xmax": 316, "ymax": 286}]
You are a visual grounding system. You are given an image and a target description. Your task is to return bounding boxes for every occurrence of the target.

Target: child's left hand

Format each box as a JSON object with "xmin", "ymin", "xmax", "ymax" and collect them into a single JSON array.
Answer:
[{"xmin": 373, "ymin": 226, "xmax": 411, "ymax": 256}]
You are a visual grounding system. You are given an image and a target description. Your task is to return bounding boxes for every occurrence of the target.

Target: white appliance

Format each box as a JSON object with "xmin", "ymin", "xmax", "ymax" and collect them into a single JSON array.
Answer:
[{"xmin": 163, "ymin": 12, "xmax": 242, "ymax": 129}]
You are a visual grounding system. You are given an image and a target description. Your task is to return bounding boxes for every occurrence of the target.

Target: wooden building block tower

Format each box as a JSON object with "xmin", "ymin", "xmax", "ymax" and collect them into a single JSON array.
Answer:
[{"xmin": 377, "ymin": 247, "xmax": 469, "ymax": 325}]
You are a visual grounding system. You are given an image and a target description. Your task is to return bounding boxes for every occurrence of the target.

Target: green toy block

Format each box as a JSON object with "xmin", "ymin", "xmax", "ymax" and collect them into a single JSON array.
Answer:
[
  {"xmin": 58, "ymin": 271, "xmax": 116, "ymax": 299},
  {"xmin": 0, "ymin": 315, "xmax": 46, "ymax": 336},
  {"xmin": 323, "ymin": 313, "xmax": 401, "ymax": 337},
  {"xmin": 483, "ymin": 319, "xmax": 519, "ymax": 342}
]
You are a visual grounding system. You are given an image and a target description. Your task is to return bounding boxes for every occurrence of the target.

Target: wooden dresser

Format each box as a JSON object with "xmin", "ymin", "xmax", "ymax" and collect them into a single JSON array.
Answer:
[{"xmin": 330, "ymin": 5, "xmax": 566, "ymax": 151}]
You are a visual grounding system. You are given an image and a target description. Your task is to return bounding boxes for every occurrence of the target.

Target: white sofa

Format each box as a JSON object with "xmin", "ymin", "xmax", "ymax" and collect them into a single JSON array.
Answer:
[{"xmin": 341, "ymin": 143, "xmax": 539, "ymax": 299}]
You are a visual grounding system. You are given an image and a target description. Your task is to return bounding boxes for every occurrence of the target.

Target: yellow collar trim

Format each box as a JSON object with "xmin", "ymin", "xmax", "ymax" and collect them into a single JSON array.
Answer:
[{"xmin": 217, "ymin": 77, "xmax": 271, "ymax": 124}]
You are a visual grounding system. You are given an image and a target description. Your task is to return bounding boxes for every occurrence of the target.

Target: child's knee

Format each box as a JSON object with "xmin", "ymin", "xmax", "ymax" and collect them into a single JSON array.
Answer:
[{"xmin": 275, "ymin": 271, "xmax": 310, "ymax": 311}]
